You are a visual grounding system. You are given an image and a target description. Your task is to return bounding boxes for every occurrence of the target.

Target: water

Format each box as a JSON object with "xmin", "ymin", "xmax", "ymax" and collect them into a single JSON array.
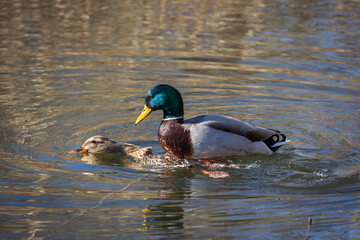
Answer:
[{"xmin": 0, "ymin": 0, "xmax": 359, "ymax": 239}]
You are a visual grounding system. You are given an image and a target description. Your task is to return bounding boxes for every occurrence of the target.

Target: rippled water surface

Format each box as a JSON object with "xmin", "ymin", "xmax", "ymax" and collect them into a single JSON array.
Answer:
[{"xmin": 0, "ymin": 0, "xmax": 359, "ymax": 239}]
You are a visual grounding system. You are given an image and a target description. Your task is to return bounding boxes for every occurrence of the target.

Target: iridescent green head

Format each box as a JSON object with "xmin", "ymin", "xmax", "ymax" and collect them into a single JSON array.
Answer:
[{"xmin": 135, "ymin": 84, "xmax": 184, "ymax": 124}]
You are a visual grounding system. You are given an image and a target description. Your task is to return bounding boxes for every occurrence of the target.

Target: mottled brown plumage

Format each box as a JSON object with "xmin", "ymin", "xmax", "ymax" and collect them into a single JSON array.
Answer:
[
  {"xmin": 71, "ymin": 136, "xmax": 248, "ymax": 178},
  {"xmin": 70, "ymin": 135, "xmax": 187, "ymax": 167}
]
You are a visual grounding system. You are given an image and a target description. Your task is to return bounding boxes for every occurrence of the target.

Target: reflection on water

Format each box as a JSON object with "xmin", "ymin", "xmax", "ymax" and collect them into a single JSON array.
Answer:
[{"xmin": 0, "ymin": 0, "xmax": 359, "ymax": 239}]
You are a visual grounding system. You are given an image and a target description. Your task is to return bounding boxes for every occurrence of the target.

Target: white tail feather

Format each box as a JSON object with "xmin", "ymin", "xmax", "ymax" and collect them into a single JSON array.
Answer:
[{"xmin": 271, "ymin": 139, "xmax": 290, "ymax": 148}]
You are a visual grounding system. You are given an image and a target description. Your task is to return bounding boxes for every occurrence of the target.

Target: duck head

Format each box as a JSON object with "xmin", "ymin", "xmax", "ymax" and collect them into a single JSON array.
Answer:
[
  {"xmin": 135, "ymin": 84, "xmax": 184, "ymax": 124},
  {"xmin": 70, "ymin": 136, "xmax": 118, "ymax": 154}
]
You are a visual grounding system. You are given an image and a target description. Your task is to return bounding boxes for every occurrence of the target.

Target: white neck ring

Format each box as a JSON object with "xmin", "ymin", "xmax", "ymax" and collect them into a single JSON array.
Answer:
[{"xmin": 163, "ymin": 116, "xmax": 184, "ymax": 121}]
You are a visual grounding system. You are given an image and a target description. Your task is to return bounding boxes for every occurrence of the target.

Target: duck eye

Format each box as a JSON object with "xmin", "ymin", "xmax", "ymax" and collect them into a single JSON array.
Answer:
[
  {"xmin": 146, "ymin": 94, "xmax": 154, "ymax": 101},
  {"xmin": 91, "ymin": 140, "xmax": 96, "ymax": 144}
]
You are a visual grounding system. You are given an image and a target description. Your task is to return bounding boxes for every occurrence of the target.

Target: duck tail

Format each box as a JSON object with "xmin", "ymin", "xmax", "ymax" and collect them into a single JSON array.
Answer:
[{"xmin": 263, "ymin": 133, "xmax": 288, "ymax": 152}]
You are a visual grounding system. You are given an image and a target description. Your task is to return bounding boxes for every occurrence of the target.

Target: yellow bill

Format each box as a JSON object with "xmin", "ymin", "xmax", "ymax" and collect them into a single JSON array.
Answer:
[{"xmin": 135, "ymin": 105, "xmax": 152, "ymax": 125}]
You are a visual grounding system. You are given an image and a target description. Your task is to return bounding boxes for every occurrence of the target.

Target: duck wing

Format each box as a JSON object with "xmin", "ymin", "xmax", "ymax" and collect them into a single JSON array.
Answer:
[{"xmin": 185, "ymin": 115, "xmax": 278, "ymax": 141}]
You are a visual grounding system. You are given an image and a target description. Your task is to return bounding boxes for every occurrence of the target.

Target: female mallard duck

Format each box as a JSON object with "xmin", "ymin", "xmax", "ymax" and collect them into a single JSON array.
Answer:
[
  {"xmin": 70, "ymin": 136, "xmax": 230, "ymax": 178},
  {"xmin": 135, "ymin": 84, "xmax": 288, "ymax": 160},
  {"xmin": 70, "ymin": 135, "xmax": 186, "ymax": 167}
]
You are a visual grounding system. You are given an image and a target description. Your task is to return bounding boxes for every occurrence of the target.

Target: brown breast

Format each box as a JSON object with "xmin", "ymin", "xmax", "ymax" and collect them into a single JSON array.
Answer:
[{"xmin": 158, "ymin": 119, "xmax": 193, "ymax": 159}]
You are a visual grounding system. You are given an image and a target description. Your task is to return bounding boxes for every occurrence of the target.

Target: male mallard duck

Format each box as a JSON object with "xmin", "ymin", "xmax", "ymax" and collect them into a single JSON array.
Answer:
[{"xmin": 135, "ymin": 84, "xmax": 288, "ymax": 160}]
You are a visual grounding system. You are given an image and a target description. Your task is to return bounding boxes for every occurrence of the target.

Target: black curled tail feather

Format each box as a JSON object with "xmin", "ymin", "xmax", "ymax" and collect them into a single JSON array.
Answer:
[{"xmin": 263, "ymin": 134, "xmax": 287, "ymax": 152}]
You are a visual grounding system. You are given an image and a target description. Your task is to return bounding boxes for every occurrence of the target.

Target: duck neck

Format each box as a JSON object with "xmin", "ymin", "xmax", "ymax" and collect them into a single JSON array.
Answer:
[
  {"xmin": 163, "ymin": 115, "xmax": 184, "ymax": 123},
  {"xmin": 162, "ymin": 101, "xmax": 184, "ymax": 121}
]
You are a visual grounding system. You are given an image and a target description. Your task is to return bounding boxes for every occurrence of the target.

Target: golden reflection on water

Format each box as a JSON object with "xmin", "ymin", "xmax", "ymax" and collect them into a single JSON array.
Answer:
[{"xmin": 0, "ymin": 0, "xmax": 359, "ymax": 239}]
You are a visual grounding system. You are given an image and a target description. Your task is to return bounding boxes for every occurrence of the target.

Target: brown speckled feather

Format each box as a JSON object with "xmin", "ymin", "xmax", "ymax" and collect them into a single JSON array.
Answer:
[{"xmin": 76, "ymin": 136, "xmax": 188, "ymax": 167}]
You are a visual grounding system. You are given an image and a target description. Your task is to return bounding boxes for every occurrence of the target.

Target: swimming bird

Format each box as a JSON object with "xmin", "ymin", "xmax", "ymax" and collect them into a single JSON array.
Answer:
[
  {"xmin": 70, "ymin": 135, "xmax": 186, "ymax": 167},
  {"xmin": 135, "ymin": 84, "xmax": 287, "ymax": 160},
  {"xmin": 70, "ymin": 135, "xmax": 230, "ymax": 178}
]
